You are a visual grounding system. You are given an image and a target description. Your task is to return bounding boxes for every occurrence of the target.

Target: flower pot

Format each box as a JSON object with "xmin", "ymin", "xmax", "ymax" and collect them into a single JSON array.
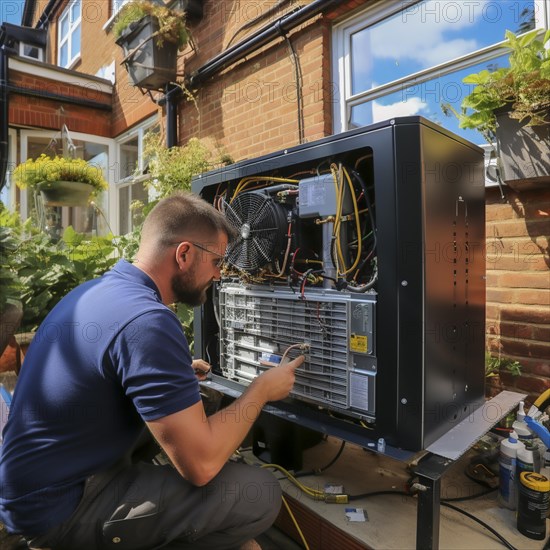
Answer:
[
  {"xmin": 495, "ymin": 108, "xmax": 550, "ymax": 191},
  {"xmin": 37, "ymin": 180, "xmax": 95, "ymax": 207},
  {"xmin": 116, "ymin": 15, "xmax": 179, "ymax": 90}
]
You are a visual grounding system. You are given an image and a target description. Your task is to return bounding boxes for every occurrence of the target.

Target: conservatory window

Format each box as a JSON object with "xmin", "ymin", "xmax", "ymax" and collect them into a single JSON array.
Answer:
[{"xmin": 116, "ymin": 122, "xmax": 158, "ymax": 234}]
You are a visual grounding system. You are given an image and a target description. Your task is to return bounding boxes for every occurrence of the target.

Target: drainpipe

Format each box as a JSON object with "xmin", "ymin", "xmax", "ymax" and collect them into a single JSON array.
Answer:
[
  {"xmin": 0, "ymin": 39, "xmax": 9, "ymax": 192},
  {"xmin": 187, "ymin": 0, "xmax": 340, "ymax": 88},
  {"xmin": 164, "ymin": 84, "xmax": 180, "ymax": 148}
]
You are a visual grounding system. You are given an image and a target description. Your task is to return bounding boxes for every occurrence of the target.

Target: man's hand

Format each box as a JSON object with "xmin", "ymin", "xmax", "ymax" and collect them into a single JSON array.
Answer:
[
  {"xmin": 251, "ymin": 355, "xmax": 305, "ymax": 402},
  {"xmin": 192, "ymin": 359, "xmax": 211, "ymax": 380}
]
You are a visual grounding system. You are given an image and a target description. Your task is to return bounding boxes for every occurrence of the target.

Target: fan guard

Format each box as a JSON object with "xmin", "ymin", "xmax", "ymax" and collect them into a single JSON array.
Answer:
[{"xmin": 224, "ymin": 191, "xmax": 288, "ymax": 272}]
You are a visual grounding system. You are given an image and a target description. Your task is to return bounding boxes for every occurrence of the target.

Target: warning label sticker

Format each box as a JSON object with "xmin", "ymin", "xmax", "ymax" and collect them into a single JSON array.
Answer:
[{"xmin": 350, "ymin": 333, "xmax": 368, "ymax": 353}]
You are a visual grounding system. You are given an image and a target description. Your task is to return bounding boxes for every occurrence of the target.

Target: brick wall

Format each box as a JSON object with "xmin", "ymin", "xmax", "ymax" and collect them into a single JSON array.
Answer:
[
  {"xmin": 179, "ymin": 2, "xmax": 332, "ymax": 160},
  {"xmin": 485, "ymin": 187, "xmax": 550, "ymax": 401},
  {"xmin": 9, "ymin": 69, "xmax": 111, "ymax": 136}
]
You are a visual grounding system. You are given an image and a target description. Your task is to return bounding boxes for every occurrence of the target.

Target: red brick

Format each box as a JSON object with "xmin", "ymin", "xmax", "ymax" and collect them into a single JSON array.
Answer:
[
  {"xmin": 499, "ymin": 338, "xmax": 550, "ymax": 359},
  {"xmin": 514, "ymin": 375, "xmax": 550, "ymax": 396}
]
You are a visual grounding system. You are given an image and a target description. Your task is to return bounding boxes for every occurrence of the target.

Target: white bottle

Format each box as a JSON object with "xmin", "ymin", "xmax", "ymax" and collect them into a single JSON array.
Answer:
[
  {"xmin": 499, "ymin": 430, "xmax": 525, "ymax": 510},
  {"xmin": 513, "ymin": 401, "xmax": 534, "ymax": 444}
]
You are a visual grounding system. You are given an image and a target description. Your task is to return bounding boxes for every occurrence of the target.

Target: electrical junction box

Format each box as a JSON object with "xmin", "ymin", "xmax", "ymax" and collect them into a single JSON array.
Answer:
[
  {"xmin": 298, "ymin": 173, "xmax": 352, "ymax": 218},
  {"xmin": 192, "ymin": 116, "xmax": 486, "ymax": 452}
]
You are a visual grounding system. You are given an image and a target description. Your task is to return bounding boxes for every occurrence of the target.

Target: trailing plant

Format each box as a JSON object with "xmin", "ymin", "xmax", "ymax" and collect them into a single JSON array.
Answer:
[
  {"xmin": 442, "ymin": 29, "xmax": 550, "ymax": 143},
  {"xmin": 113, "ymin": 0, "xmax": 189, "ymax": 49},
  {"xmin": 142, "ymin": 133, "xmax": 233, "ymax": 199},
  {"xmin": 13, "ymin": 154, "xmax": 108, "ymax": 196}
]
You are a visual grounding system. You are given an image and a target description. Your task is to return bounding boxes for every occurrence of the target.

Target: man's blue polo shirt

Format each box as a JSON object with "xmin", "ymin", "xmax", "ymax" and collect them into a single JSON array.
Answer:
[{"xmin": 0, "ymin": 260, "xmax": 201, "ymax": 536}]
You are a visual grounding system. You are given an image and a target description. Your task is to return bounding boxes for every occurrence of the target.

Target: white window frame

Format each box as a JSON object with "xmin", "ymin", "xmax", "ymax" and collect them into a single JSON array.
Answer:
[
  {"xmin": 19, "ymin": 129, "xmax": 115, "ymax": 227},
  {"xmin": 332, "ymin": 0, "xmax": 549, "ymax": 134},
  {"xmin": 115, "ymin": 116, "xmax": 158, "ymax": 234},
  {"xmin": 18, "ymin": 42, "xmax": 44, "ymax": 62},
  {"xmin": 58, "ymin": 0, "xmax": 82, "ymax": 68},
  {"xmin": 1, "ymin": 129, "xmax": 18, "ymax": 211}
]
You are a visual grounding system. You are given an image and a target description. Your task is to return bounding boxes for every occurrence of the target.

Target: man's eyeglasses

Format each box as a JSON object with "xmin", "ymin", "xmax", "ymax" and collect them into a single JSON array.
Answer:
[
  {"xmin": 170, "ymin": 241, "xmax": 225, "ymax": 268},
  {"xmin": 190, "ymin": 242, "xmax": 225, "ymax": 268}
]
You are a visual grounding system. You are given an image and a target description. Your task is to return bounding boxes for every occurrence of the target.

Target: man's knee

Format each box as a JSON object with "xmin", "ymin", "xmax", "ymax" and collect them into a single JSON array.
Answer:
[
  {"xmin": 215, "ymin": 463, "xmax": 281, "ymax": 522},
  {"xmin": 241, "ymin": 465, "xmax": 282, "ymax": 525}
]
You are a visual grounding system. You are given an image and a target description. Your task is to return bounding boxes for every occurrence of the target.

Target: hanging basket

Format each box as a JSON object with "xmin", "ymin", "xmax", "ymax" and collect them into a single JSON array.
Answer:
[
  {"xmin": 495, "ymin": 108, "xmax": 550, "ymax": 191},
  {"xmin": 37, "ymin": 180, "xmax": 95, "ymax": 207},
  {"xmin": 116, "ymin": 15, "xmax": 179, "ymax": 90}
]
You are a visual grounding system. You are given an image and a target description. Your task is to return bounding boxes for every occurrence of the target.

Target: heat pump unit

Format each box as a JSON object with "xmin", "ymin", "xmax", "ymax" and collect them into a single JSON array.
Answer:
[{"xmin": 192, "ymin": 117, "xmax": 486, "ymax": 452}]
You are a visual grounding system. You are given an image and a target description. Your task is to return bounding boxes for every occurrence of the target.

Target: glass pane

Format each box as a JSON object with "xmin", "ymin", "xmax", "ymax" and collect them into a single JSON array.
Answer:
[
  {"xmin": 119, "ymin": 186, "xmax": 130, "ymax": 234},
  {"xmin": 22, "ymin": 44, "xmax": 41, "ymax": 59},
  {"xmin": 119, "ymin": 138, "xmax": 139, "ymax": 180},
  {"xmin": 143, "ymin": 126, "xmax": 160, "ymax": 172},
  {"xmin": 350, "ymin": 54, "xmax": 509, "ymax": 145},
  {"xmin": 70, "ymin": 23, "xmax": 81, "ymax": 60},
  {"xmin": 60, "ymin": 42, "xmax": 68, "ymax": 67},
  {"xmin": 60, "ymin": 13, "xmax": 69, "ymax": 39},
  {"xmin": 71, "ymin": 0, "xmax": 81, "ymax": 23},
  {"xmin": 130, "ymin": 181, "xmax": 149, "ymax": 228},
  {"xmin": 351, "ymin": 0, "xmax": 535, "ymax": 95}
]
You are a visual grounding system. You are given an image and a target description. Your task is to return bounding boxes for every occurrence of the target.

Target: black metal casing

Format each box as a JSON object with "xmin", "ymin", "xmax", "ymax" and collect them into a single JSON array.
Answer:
[{"xmin": 192, "ymin": 116, "xmax": 486, "ymax": 452}]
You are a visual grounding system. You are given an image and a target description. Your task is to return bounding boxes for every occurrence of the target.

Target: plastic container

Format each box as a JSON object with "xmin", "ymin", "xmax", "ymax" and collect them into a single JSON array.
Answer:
[
  {"xmin": 517, "ymin": 471, "xmax": 550, "ymax": 540},
  {"xmin": 513, "ymin": 401, "xmax": 535, "ymax": 444},
  {"xmin": 499, "ymin": 431, "xmax": 525, "ymax": 509}
]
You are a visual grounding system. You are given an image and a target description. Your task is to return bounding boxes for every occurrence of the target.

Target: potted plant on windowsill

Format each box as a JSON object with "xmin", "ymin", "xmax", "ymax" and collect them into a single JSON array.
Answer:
[
  {"xmin": 114, "ymin": 0, "xmax": 190, "ymax": 90},
  {"xmin": 443, "ymin": 29, "xmax": 550, "ymax": 191},
  {"xmin": 13, "ymin": 154, "xmax": 108, "ymax": 207}
]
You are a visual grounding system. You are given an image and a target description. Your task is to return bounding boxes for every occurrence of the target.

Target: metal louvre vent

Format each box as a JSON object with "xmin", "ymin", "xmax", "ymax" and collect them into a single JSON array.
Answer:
[
  {"xmin": 223, "ymin": 191, "xmax": 288, "ymax": 272},
  {"xmin": 219, "ymin": 284, "xmax": 377, "ymax": 415}
]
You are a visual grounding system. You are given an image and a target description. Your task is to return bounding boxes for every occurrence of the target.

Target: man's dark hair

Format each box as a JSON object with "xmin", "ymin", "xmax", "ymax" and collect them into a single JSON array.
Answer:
[{"xmin": 141, "ymin": 192, "xmax": 237, "ymax": 248}]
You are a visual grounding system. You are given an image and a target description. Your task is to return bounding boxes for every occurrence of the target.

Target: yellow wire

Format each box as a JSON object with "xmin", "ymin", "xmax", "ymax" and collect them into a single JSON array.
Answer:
[
  {"xmin": 231, "ymin": 176, "xmax": 299, "ymax": 202},
  {"xmin": 261, "ymin": 463, "xmax": 324, "ymax": 499},
  {"xmin": 329, "ymin": 164, "xmax": 343, "ymax": 273},
  {"xmin": 335, "ymin": 167, "xmax": 362, "ymax": 276},
  {"xmin": 282, "ymin": 495, "xmax": 311, "ymax": 550}
]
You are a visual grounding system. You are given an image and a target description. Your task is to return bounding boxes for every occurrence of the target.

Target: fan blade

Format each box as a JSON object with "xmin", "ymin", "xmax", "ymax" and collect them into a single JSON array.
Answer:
[{"xmin": 224, "ymin": 200, "xmax": 245, "ymax": 228}]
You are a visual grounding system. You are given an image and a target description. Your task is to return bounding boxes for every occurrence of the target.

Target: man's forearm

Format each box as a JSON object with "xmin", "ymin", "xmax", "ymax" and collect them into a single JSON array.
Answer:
[{"xmin": 206, "ymin": 379, "xmax": 268, "ymax": 462}]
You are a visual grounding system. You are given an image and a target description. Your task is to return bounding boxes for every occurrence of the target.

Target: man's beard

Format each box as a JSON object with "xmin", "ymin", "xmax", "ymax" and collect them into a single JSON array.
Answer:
[{"xmin": 171, "ymin": 265, "xmax": 210, "ymax": 306}]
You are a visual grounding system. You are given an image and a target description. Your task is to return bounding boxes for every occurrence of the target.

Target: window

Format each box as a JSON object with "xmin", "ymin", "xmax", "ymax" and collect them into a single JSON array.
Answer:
[
  {"xmin": 19, "ymin": 42, "xmax": 44, "ymax": 61},
  {"xmin": 333, "ymin": 0, "xmax": 547, "ymax": 144},
  {"xmin": 115, "ymin": 120, "xmax": 158, "ymax": 234},
  {"xmin": 58, "ymin": 0, "xmax": 81, "ymax": 68}
]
